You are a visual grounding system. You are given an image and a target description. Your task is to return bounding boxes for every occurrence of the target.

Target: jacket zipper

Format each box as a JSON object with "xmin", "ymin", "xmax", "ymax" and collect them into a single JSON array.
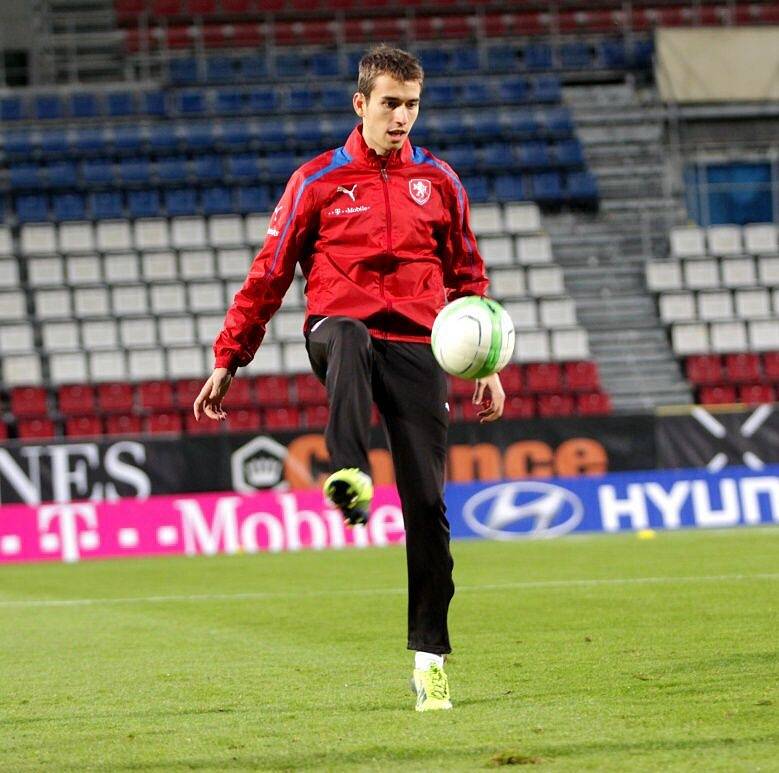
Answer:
[{"xmin": 379, "ymin": 161, "xmax": 393, "ymax": 330}]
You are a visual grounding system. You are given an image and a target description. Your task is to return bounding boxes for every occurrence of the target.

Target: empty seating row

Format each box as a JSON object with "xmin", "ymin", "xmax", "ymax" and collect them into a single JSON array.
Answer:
[
  {"xmin": 686, "ymin": 352, "xmax": 779, "ymax": 385},
  {"xmin": 696, "ymin": 383, "xmax": 777, "ymax": 406},
  {"xmin": 659, "ymin": 288, "xmax": 779, "ymax": 323},
  {"xmin": 0, "ymin": 108, "xmax": 575, "ymax": 158},
  {"xmin": 671, "ymin": 319, "xmax": 779, "ymax": 355},
  {"xmin": 646, "ymin": 255, "xmax": 779, "ymax": 291},
  {"xmin": 670, "ymin": 223, "xmax": 778, "ymax": 258}
]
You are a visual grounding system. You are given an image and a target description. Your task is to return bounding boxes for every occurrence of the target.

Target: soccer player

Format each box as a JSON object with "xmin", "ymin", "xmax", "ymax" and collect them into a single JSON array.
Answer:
[{"xmin": 194, "ymin": 45, "xmax": 505, "ymax": 711}]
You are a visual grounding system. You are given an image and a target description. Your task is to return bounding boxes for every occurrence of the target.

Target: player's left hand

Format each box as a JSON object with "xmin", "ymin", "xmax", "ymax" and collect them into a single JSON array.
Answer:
[{"xmin": 473, "ymin": 373, "xmax": 505, "ymax": 423}]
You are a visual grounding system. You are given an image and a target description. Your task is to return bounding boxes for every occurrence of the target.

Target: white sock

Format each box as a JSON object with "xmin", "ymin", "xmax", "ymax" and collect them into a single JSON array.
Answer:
[{"xmin": 415, "ymin": 651, "xmax": 444, "ymax": 671}]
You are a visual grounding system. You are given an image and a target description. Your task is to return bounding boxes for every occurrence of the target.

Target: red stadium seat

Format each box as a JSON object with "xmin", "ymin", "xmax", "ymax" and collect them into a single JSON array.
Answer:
[
  {"xmin": 449, "ymin": 377, "xmax": 475, "ymax": 399},
  {"xmin": 97, "ymin": 383, "xmax": 134, "ymax": 413},
  {"xmin": 526, "ymin": 363, "xmax": 562, "ymax": 393},
  {"xmin": 186, "ymin": 0, "xmax": 216, "ymax": 14},
  {"xmin": 724, "ymin": 353, "xmax": 761, "ymax": 384},
  {"xmin": 10, "ymin": 386, "xmax": 48, "ymax": 417},
  {"xmin": 176, "ymin": 378, "xmax": 205, "ymax": 407},
  {"xmin": 223, "ymin": 377, "xmax": 254, "ymax": 408},
  {"xmin": 738, "ymin": 384, "xmax": 775, "ymax": 405},
  {"xmin": 370, "ymin": 18, "xmax": 406, "ymax": 40},
  {"xmin": 699, "ymin": 385, "xmax": 737, "ymax": 405},
  {"xmin": 65, "ymin": 416, "xmax": 104, "ymax": 437},
  {"xmin": 167, "ymin": 26, "xmax": 192, "ymax": 48},
  {"xmin": 0, "ymin": 423, "xmax": 7, "ymax": 440},
  {"xmin": 256, "ymin": 0, "xmax": 284, "ymax": 9},
  {"xmin": 105, "ymin": 414, "xmax": 142, "ymax": 435},
  {"xmin": 576, "ymin": 392, "xmax": 612, "ymax": 416},
  {"xmin": 255, "ymin": 375, "xmax": 291, "ymax": 406},
  {"xmin": 228, "ymin": 22, "xmax": 263, "ymax": 46},
  {"xmin": 115, "ymin": 0, "xmax": 146, "ymax": 23},
  {"xmin": 146, "ymin": 411, "xmax": 183, "ymax": 434},
  {"xmin": 537, "ymin": 393, "xmax": 575, "ymax": 417},
  {"xmin": 500, "ymin": 364, "xmax": 522, "ymax": 395},
  {"xmin": 295, "ymin": 374, "xmax": 327, "ymax": 404},
  {"xmin": 185, "ymin": 413, "xmax": 223, "ymax": 434},
  {"xmin": 138, "ymin": 381, "xmax": 175, "ymax": 411},
  {"xmin": 152, "ymin": 0, "xmax": 182, "ymax": 15},
  {"xmin": 502, "ymin": 395, "xmax": 535, "ymax": 419},
  {"xmin": 221, "ymin": 0, "xmax": 253, "ymax": 12},
  {"xmin": 763, "ymin": 352, "xmax": 779, "ymax": 381},
  {"xmin": 304, "ymin": 404, "xmax": 330, "ymax": 429},
  {"xmin": 17, "ymin": 418, "xmax": 57, "ymax": 439},
  {"xmin": 226, "ymin": 408, "xmax": 261, "ymax": 431},
  {"xmin": 685, "ymin": 355, "xmax": 722, "ymax": 386},
  {"xmin": 264, "ymin": 406, "xmax": 301, "ymax": 431},
  {"xmin": 564, "ymin": 361, "xmax": 600, "ymax": 391},
  {"xmin": 58, "ymin": 385, "xmax": 96, "ymax": 415}
]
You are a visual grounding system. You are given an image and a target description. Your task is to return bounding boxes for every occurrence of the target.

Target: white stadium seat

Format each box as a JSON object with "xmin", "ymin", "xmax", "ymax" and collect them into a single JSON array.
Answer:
[
  {"xmin": 66, "ymin": 255, "xmax": 102, "ymax": 285},
  {"xmin": 749, "ymin": 320, "xmax": 779, "ymax": 351},
  {"xmin": 208, "ymin": 215, "xmax": 245, "ymax": 247},
  {"xmin": 196, "ymin": 314, "xmax": 223, "ymax": 345},
  {"xmin": 96, "ymin": 220, "xmax": 133, "ymax": 252},
  {"xmin": 104, "ymin": 253, "xmax": 140, "ymax": 283},
  {"xmin": 551, "ymin": 327, "xmax": 590, "ymax": 360},
  {"xmin": 49, "ymin": 352, "xmax": 88, "ymax": 384},
  {"xmin": 20, "ymin": 223, "xmax": 57, "ymax": 255},
  {"xmin": 478, "ymin": 236, "xmax": 513, "ymax": 266},
  {"xmin": 489, "ymin": 267, "xmax": 525, "ymax": 298},
  {"xmin": 707, "ymin": 225, "xmax": 742, "ymax": 257},
  {"xmin": 743, "ymin": 223, "xmax": 778, "ymax": 255},
  {"xmin": 0, "ymin": 259, "xmax": 19, "ymax": 288},
  {"xmin": 58, "ymin": 222, "xmax": 95, "ymax": 254},
  {"xmin": 245, "ymin": 342, "xmax": 282, "ymax": 374},
  {"xmin": 187, "ymin": 281, "xmax": 224, "ymax": 312},
  {"xmin": 166, "ymin": 346, "xmax": 205, "ymax": 378},
  {"xmin": 81, "ymin": 319, "xmax": 119, "ymax": 351},
  {"xmin": 35, "ymin": 288, "xmax": 72, "ymax": 319},
  {"xmin": 111, "ymin": 285, "xmax": 149, "ymax": 317},
  {"xmin": 469, "ymin": 204, "xmax": 503, "ymax": 235},
  {"xmin": 659, "ymin": 292, "xmax": 696, "ymax": 323},
  {"xmin": 120, "ymin": 318, "xmax": 157, "ymax": 348},
  {"xmin": 503, "ymin": 299, "xmax": 537, "ymax": 329},
  {"xmin": 159, "ymin": 316, "xmax": 196, "ymax": 346},
  {"xmin": 0, "ymin": 291, "xmax": 26, "ymax": 321},
  {"xmin": 28, "ymin": 256, "xmax": 65, "ymax": 287},
  {"xmin": 2, "ymin": 354, "xmax": 43, "ymax": 386},
  {"xmin": 527, "ymin": 265, "xmax": 565, "ymax": 296},
  {"xmin": 245, "ymin": 214, "xmax": 270, "ymax": 247},
  {"xmin": 89, "ymin": 351, "xmax": 127, "ymax": 382},
  {"xmin": 142, "ymin": 251, "xmax": 177, "ymax": 282},
  {"xmin": 516, "ymin": 235, "xmax": 552, "ymax": 264},
  {"xmin": 180, "ymin": 250, "xmax": 216, "ymax": 280},
  {"xmin": 710, "ymin": 320, "xmax": 747, "ymax": 353},
  {"xmin": 73, "ymin": 287, "xmax": 109, "ymax": 318},
  {"xmin": 134, "ymin": 219, "xmax": 170, "ymax": 250},
  {"xmin": 273, "ymin": 311, "xmax": 305, "ymax": 341},
  {"xmin": 721, "ymin": 257, "xmax": 756, "ymax": 288},
  {"xmin": 646, "ymin": 261, "xmax": 682, "ymax": 291},
  {"xmin": 683, "ymin": 258, "xmax": 719, "ymax": 290},
  {"xmin": 539, "ymin": 297, "xmax": 576, "ymax": 328},
  {"xmin": 697, "ymin": 291, "xmax": 733, "ymax": 321},
  {"xmin": 757, "ymin": 256, "xmax": 779, "ymax": 287},
  {"xmin": 150, "ymin": 284, "xmax": 186, "ymax": 314},
  {"xmin": 670, "ymin": 226, "xmax": 705, "ymax": 259},
  {"xmin": 282, "ymin": 342, "xmax": 311, "ymax": 373},
  {"xmin": 0, "ymin": 226, "xmax": 12, "ymax": 256},
  {"xmin": 734, "ymin": 288, "xmax": 770, "ymax": 319},
  {"xmin": 504, "ymin": 202, "xmax": 541, "ymax": 234},
  {"xmin": 217, "ymin": 248, "xmax": 250, "ymax": 279},
  {"xmin": 513, "ymin": 330, "xmax": 550, "ymax": 363},
  {"xmin": 0, "ymin": 323, "xmax": 34, "ymax": 354},
  {"xmin": 171, "ymin": 216, "xmax": 207, "ymax": 249},
  {"xmin": 41, "ymin": 321, "xmax": 79, "ymax": 352},
  {"xmin": 773, "ymin": 289, "xmax": 779, "ymax": 315},
  {"xmin": 128, "ymin": 348, "xmax": 165, "ymax": 380},
  {"xmin": 672, "ymin": 322, "xmax": 709, "ymax": 355}
]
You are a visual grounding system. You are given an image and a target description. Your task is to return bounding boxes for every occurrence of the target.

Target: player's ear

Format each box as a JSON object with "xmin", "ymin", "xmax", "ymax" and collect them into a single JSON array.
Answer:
[{"xmin": 353, "ymin": 91, "xmax": 366, "ymax": 117}]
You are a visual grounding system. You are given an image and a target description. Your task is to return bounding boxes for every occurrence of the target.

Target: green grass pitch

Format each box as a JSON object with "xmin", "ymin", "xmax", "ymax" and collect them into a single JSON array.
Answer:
[{"xmin": 1, "ymin": 529, "xmax": 778, "ymax": 771}]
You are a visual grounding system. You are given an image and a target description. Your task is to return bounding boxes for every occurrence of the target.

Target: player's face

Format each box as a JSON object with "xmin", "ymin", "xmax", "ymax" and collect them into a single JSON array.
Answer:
[{"xmin": 353, "ymin": 74, "xmax": 421, "ymax": 156}]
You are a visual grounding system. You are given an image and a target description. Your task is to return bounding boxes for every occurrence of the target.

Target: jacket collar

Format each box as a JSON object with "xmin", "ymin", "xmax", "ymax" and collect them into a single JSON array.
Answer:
[{"xmin": 344, "ymin": 124, "xmax": 413, "ymax": 169}]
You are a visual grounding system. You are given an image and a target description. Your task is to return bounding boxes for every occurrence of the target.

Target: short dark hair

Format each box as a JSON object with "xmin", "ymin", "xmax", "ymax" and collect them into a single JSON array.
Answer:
[{"xmin": 357, "ymin": 44, "xmax": 424, "ymax": 100}]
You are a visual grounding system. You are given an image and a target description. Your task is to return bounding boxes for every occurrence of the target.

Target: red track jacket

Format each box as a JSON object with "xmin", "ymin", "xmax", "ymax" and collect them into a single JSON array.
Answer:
[{"xmin": 214, "ymin": 125, "xmax": 488, "ymax": 372}]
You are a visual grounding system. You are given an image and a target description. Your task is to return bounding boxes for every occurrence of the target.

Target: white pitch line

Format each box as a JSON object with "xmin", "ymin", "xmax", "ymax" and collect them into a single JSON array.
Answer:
[{"xmin": 1, "ymin": 573, "xmax": 778, "ymax": 610}]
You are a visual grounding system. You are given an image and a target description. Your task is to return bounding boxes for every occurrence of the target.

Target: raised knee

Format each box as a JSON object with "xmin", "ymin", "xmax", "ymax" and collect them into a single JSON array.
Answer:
[{"xmin": 331, "ymin": 317, "xmax": 371, "ymax": 347}]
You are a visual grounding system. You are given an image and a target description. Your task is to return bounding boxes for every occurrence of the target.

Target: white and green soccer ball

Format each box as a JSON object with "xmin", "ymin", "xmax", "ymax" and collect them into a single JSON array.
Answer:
[{"xmin": 431, "ymin": 296, "xmax": 515, "ymax": 380}]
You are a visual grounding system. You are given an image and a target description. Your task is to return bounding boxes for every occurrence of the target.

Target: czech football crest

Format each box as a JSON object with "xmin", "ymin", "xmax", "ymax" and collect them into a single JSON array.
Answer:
[{"xmin": 409, "ymin": 178, "xmax": 432, "ymax": 206}]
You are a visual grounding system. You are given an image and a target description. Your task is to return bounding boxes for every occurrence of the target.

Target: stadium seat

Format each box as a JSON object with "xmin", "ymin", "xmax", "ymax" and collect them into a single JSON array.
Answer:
[
  {"xmin": 17, "ymin": 418, "xmax": 57, "ymax": 439},
  {"xmin": 537, "ymin": 393, "xmax": 575, "ymax": 417},
  {"xmin": 65, "ymin": 415, "xmax": 103, "ymax": 437},
  {"xmin": 564, "ymin": 361, "xmax": 600, "ymax": 391},
  {"xmin": 577, "ymin": 392, "xmax": 612, "ymax": 416},
  {"xmin": 105, "ymin": 414, "xmax": 142, "ymax": 435},
  {"xmin": 97, "ymin": 382, "xmax": 135, "ymax": 413},
  {"xmin": 58, "ymin": 384, "xmax": 96, "ymax": 415},
  {"xmin": 724, "ymin": 353, "xmax": 761, "ymax": 383},
  {"xmin": 263, "ymin": 406, "xmax": 301, "ymax": 431},
  {"xmin": 10, "ymin": 386, "xmax": 48, "ymax": 417},
  {"xmin": 146, "ymin": 411, "xmax": 183, "ymax": 434},
  {"xmin": 739, "ymin": 384, "xmax": 775, "ymax": 405},
  {"xmin": 255, "ymin": 375, "xmax": 291, "ymax": 406},
  {"xmin": 699, "ymin": 385, "xmax": 737, "ymax": 405},
  {"xmin": 526, "ymin": 362, "xmax": 562, "ymax": 392}
]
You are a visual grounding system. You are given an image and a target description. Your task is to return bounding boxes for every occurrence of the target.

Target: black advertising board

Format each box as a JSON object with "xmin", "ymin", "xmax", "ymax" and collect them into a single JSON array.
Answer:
[{"xmin": 0, "ymin": 415, "xmax": 656, "ymax": 505}]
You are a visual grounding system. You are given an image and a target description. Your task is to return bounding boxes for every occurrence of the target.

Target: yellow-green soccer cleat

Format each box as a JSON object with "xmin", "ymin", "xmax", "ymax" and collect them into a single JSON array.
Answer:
[
  {"xmin": 412, "ymin": 664, "xmax": 452, "ymax": 712},
  {"xmin": 323, "ymin": 468, "xmax": 373, "ymax": 526}
]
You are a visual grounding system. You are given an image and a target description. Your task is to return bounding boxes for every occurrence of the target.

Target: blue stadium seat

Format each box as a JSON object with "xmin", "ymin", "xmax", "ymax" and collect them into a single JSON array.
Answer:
[
  {"xmin": 311, "ymin": 52, "xmax": 340, "ymax": 77},
  {"xmin": 494, "ymin": 174, "xmax": 528, "ymax": 201},
  {"xmin": 276, "ymin": 53, "xmax": 308, "ymax": 78},
  {"xmin": 481, "ymin": 143, "xmax": 515, "ymax": 170},
  {"xmin": 248, "ymin": 89, "xmax": 278, "ymax": 112},
  {"xmin": 47, "ymin": 162, "xmax": 79, "ymax": 189},
  {"xmin": 128, "ymin": 189, "xmax": 161, "ymax": 218},
  {"xmin": 532, "ymin": 76, "xmax": 561, "ymax": 104},
  {"xmin": 560, "ymin": 42, "xmax": 593, "ymax": 70},
  {"xmin": 418, "ymin": 49, "xmax": 449, "ymax": 76},
  {"xmin": 289, "ymin": 88, "xmax": 317, "ymax": 111},
  {"xmin": 215, "ymin": 90, "xmax": 245, "ymax": 114},
  {"xmin": 543, "ymin": 107, "xmax": 574, "ymax": 139},
  {"xmin": 82, "ymin": 159, "xmax": 114, "ymax": 185},
  {"xmin": 499, "ymin": 77, "xmax": 529, "ymax": 104},
  {"xmin": 202, "ymin": 187, "xmax": 234, "ymax": 215},
  {"xmin": 70, "ymin": 93, "xmax": 99, "ymax": 118},
  {"xmin": 165, "ymin": 188, "xmax": 198, "ymax": 216},
  {"xmin": 53, "ymin": 193, "xmax": 86, "ymax": 221},
  {"xmin": 632, "ymin": 39, "xmax": 655, "ymax": 69},
  {"xmin": 518, "ymin": 141, "xmax": 551, "ymax": 170},
  {"xmin": 433, "ymin": 113, "xmax": 466, "ymax": 139},
  {"xmin": 9, "ymin": 164, "xmax": 41, "ymax": 189},
  {"xmin": 466, "ymin": 112, "xmax": 500, "ymax": 141},
  {"xmin": 193, "ymin": 154, "xmax": 224, "ymax": 181},
  {"xmin": 556, "ymin": 139, "xmax": 584, "ymax": 168},
  {"xmin": 157, "ymin": 156, "xmax": 189, "ymax": 183},
  {"xmin": 266, "ymin": 153, "xmax": 297, "ymax": 179},
  {"xmin": 220, "ymin": 120, "xmax": 253, "ymax": 147},
  {"xmin": 107, "ymin": 91, "xmax": 136, "ymax": 117},
  {"xmin": 425, "ymin": 84, "xmax": 456, "ymax": 108},
  {"xmin": 34, "ymin": 95, "xmax": 63, "ymax": 120},
  {"xmin": 169, "ymin": 57, "xmax": 199, "ymax": 84},
  {"xmin": 112, "ymin": 125, "xmax": 145, "ymax": 153},
  {"xmin": 566, "ymin": 171, "xmax": 599, "ymax": 203},
  {"xmin": 347, "ymin": 51, "xmax": 362, "ymax": 73},
  {"xmin": 327, "ymin": 116, "xmax": 357, "ymax": 141},
  {"xmin": 462, "ymin": 176, "xmax": 490, "ymax": 203},
  {"xmin": 450, "ymin": 47, "xmax": 479, "ymax": 73},
  {"xmin": 90, "ymin": 191, "xmax": 124, "ymax": 219},
  {"xmin": 40, "ymin": 129, "xmax": 69, "ymax": 155},
  {"xmin": 600, "ymin": 39, "xmax": 627, "ymax": 69},
  {"xmin": 487, "ymin": 46, "xmax": 516, "ymax": 71},
  {"xmin": 148, "ymin": 124, "xmax": 179, "ymax": 151},
  {"xmin": 501, "ymin": 109, "xmax": 541, "ymax": 140},
  {"xmin": 181, "ymin": 123, "xmax": 215, "ymax": 149},
  {"xmin": 461, "ymin": 81, "xmax": 491, "ymax": 107},
  {"xmin": 177, "ymin": 91, "xmax": 207, "ymax": 115},
  {"xmin": 15, "ymin": 194, "xmax": 49, "ymax": 222},
  {"xmin": 144, "ymin": 91, "xmax": 167, "ymax": 117},
  {"xmin": 227, "ymin": 153, "xmax": 261, "ymax": 179},
  {"xmin": 71, "ymin": 128, "xmax": 107, "ymax": 154},
  {"xmin": 524, "ymin": 43, "xmax": 553, "ymax": 71},
  {"xmin": 531, "ymin": 171, "xmax": 563, "ymax": 202},
  {"xmin": 236, "ymin": 185, "xmax": 271, "ymax": 214},
  {"xmin": 292, "ymin": 119, "xmax": 324, "ymax": 144},
  {"xmin": 441, "ymin": 144, "xmax": 477, "ymax": 173},
  {"xmin": 256, "ymin": 121, "xmax": 287, "ymax": 146},
  {"xmin": 321, "ymin": 87, "xmax": 346, "ymax": 110},
  {"xmin": 206, "ymin": 56, "xmax": 234, "ymax": 82},
  {"xmin": 239, "ymin": 56, "xmax": 267, "ymax": 80},
  {"xmin": 0, "ymin": 96, "xmax": 23, "ymax": 121},
  {"xmin": 119, "ymin": 157, "xmax": 152, "ymax": 184},
  {"xmin": 4, "ymin": 131, "xmax": 35, "ymax": 156}
]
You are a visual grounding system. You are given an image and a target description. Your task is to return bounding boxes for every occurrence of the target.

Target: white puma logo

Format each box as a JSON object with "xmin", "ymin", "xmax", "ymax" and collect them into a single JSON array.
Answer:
[{"xmin": 337, "ymin": 184, "xmax": 357, "ymax": 202}]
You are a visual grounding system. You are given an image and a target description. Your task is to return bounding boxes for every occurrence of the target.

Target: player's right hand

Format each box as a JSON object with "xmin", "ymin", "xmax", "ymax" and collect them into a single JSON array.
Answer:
[{"xmin": 193, "ymin": 367, "xmax": 232, "ymax": 421}]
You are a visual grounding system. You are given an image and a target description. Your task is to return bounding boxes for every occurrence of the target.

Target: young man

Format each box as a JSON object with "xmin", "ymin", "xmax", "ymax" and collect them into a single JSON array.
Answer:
[{"xmin": 194, "ymin": 45, "xmax": 505, "ymax": 711}]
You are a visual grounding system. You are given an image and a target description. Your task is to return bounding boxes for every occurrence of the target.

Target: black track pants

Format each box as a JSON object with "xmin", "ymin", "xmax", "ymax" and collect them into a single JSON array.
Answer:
[{"xmin": 306, "ymin": 316, "xmax": 454, "ymax": 655}]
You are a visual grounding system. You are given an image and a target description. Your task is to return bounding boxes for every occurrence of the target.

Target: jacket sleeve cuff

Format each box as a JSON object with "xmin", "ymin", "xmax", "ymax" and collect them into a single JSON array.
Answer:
[{"xmin": 214, "ymin": 355, "xmax": 238, "ymax": 376}]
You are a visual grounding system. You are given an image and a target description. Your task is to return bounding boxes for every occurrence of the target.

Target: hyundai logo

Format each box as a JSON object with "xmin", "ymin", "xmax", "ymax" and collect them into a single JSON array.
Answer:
[{"xmin": 462, "ymin": 481, "xmax": 584, "ymax": 540}]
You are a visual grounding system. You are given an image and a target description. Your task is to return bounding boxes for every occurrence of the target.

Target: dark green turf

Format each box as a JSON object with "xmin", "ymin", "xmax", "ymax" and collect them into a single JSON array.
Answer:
[{"xmin": 1, "ymin": 529, "xmax": 778, "ymax": 771}]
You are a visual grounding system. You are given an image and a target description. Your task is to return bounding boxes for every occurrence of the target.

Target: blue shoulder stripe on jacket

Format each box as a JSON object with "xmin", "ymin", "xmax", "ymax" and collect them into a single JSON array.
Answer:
[{"xmin": 266, "ymin": 146, "xmax": 352, "ymax": 278}]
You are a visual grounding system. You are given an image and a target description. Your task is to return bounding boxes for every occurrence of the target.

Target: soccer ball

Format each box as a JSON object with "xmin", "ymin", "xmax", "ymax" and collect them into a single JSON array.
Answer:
[{"xmin": 431, "ymin": 296, "xmax": 515, "ymax": 380}]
